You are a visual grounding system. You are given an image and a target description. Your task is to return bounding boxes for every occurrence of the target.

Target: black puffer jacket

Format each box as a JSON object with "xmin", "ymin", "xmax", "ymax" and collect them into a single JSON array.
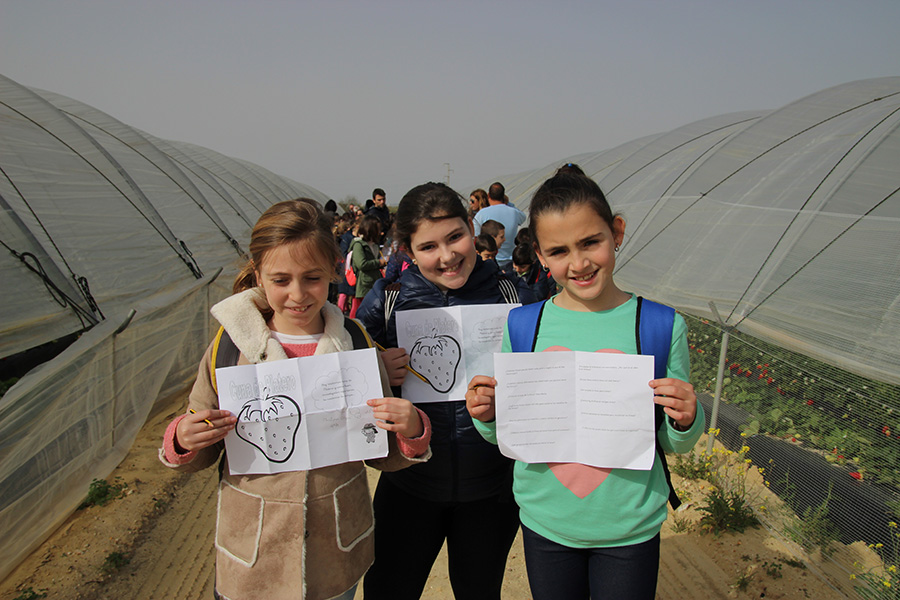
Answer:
[{"xmin": 357, "ymin": 257, "xmax": 535, "ymax": 502}]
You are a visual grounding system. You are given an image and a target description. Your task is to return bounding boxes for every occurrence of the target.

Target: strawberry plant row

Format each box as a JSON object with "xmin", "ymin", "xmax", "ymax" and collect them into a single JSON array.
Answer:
[{"xmin": 684, "ymin": 315, "xmax": 900, "ymax": 489}]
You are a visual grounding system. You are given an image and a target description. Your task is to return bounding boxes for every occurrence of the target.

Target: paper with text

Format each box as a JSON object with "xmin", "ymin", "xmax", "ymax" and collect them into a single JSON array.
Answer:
[
  {"xmin": 215, "ymin": 348, "xmax": 388, "ymax": 475},
  {"xmin": 494, "ymin": 351, "xmax": 655, "ymax": 469},
  {"xmin": 396, "ymin": 304, "xmax": 518, "ymax": 403}
]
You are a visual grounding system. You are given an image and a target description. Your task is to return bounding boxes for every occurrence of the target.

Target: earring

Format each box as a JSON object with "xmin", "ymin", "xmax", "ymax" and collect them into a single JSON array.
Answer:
[
  {"xmin": 542, "ymin": 263, "xmax": 549, "ymax": 272},
  {"xmin": 615, "ymin": 245, "xmax": 620, "ymax": 253},
  {"xmin": 412, "ymin": 258, "xmax": 417, "ymax": 265}
]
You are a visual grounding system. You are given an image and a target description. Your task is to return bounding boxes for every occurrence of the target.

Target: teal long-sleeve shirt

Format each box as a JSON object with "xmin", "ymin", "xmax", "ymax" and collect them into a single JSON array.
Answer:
[{"xmin": 474, "ymin": 294, "xmax": 704, "ymax": 548}]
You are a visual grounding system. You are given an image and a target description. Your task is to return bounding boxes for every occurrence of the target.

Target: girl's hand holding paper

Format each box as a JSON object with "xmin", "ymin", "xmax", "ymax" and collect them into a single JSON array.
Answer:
[{"xmin": 465, "ymin": 375, "xmax": 497, "ymax": 422}]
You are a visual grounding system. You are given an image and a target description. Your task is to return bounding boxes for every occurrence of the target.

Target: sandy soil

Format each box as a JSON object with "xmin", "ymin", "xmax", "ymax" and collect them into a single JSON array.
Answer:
[{"xmin": 0, "ymin": 396, "xmax": 868, "ymax": 600}]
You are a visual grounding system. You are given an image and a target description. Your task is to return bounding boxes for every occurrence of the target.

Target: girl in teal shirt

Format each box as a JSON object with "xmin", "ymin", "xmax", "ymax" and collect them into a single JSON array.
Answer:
[{"xmin": 466, "ymin": 167, "xmax": 703, "ymax": 600}]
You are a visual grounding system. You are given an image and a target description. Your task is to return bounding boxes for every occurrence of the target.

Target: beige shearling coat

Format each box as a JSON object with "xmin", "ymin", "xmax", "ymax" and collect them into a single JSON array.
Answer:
[{"xmin": 159, "ymin": 289, "xmax": 430, "ymax": 600}]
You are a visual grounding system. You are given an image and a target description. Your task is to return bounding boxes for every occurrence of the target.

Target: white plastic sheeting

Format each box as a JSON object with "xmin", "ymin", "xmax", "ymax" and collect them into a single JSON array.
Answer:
[
  {"xmin": 1, "ymin": 77, "xmax": 327, "ymax": 359},
  {"xmin": 0, "ymin": 74, "xmax": 329, "ymax": 579},
  {"xmin": 483, "ymin": 77, "xmax": 900, "ymax": 387}
]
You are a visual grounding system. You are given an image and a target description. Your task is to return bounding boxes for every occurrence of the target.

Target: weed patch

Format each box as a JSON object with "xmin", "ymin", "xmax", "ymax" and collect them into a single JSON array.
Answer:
[
  {"xmin": 698, "ymin": 486, "xmax": 759, "ymax": 536},
  {"xmin": 788, "ymin": 486, "xmax": 841, "ymax": 556},
  {"xmin": 12, "ymin": 588, "xmax": 47, "ymax": 600},
  {"xmin": 100, "ymin": 551, "xmax": 130, "ymax": 575},
  {"xmin": 670, "ymin": 448, "xmax": 714, "ymax": 481},
  {"xmin": 80, "ymin": 477, "xmax": 127, "ymax": 509}
]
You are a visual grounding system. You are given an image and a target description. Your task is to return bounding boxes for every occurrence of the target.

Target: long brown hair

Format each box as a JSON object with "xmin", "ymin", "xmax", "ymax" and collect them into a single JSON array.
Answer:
[
  {"xmin": 469, "ymin": 188, "xmax": 489, "ymax": 210},
  {"xmin": 394, "ymin": 182, "xmax": 468, "ymax": 250},
  {"xmin": 233, "ymin": 198, "xmax": 341, "ymax": 294}
]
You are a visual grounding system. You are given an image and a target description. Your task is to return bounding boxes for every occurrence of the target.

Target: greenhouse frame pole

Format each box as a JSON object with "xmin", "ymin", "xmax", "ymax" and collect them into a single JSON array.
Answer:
[{"xmin": 707, "ymin": 302, "xmax": 730, "ymax": 455}]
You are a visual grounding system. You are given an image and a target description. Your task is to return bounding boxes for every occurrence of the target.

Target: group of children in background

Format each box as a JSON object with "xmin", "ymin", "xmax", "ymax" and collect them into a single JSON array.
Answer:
[
  {"xmin": 160, "ymin": 166, "xmax": 703, "ymax": 600},
  {"xmin": 337, "ymin": 189, "xmax": 556, "ymax": 321}
]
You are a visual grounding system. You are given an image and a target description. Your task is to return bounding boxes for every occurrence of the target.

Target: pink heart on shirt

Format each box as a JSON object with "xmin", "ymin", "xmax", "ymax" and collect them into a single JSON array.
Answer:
[
  {"xmin": 543, "ymin": 344, "xmax": 623, "ymax": 498},
  {"xmin": 548, "ymin": 462, "xmax": 613, "ymax": 499}
]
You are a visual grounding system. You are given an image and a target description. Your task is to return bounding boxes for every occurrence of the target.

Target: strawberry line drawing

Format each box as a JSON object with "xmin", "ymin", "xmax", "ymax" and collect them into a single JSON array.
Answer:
[
  {"xmin": 235, "ymin": 388, "xmax": 301, "ymax": 463},
  {"xmin": 408, "ymin": 332, "xmax": 461, "ymax": 394}
]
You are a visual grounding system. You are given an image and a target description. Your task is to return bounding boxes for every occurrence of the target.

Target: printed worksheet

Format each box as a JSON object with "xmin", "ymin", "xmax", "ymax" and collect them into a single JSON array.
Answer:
[
  {"xmin": 494, "ymin": 351, "xmax": 656, "ymax": 469},
  {"xmin": 215, "ymin": 348, "xmax": 388, "ymax": 475},
  {"xmin": 396, "ymin": 303, "xmax": 519, "ymax": 403}
]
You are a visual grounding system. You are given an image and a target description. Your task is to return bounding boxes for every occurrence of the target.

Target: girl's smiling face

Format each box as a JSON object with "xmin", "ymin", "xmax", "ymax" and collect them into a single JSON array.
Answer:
[
  {"xmin": 534, "ymin": 203, "xmax": 628, "ymax": 312},
  {"xmin": 256, "ymin": 239, "xmax": 330, "ymax": 335},
  {"xmin": 407, "ymin": 217, "xmax": 477, "ymax": 291}
]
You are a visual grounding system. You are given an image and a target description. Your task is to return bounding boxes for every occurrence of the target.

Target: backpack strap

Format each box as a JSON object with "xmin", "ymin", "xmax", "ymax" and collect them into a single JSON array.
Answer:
[
  {"xmin": 635, "ymin": 297, "xmax": 675, "ymax": 380},
  {"xmin": 383, "ymin": 281, "xmax": 402, "ymax": 334},
  {"xmin": 507, "ymin": 300, "xmax": 547, "ymax": 352},
  {"xmin": 497, "ymin": 274, "xmax": 520, "ymax": 304},
  {"xmin": 343, "ymin": 316, "xmax": 374, "ymax": 350},
  {"xmin": 635, "ymin": 296, "xmax": 681, "ymax": 510},
  {"xmin": 208, "ymin": 326, "xmax": 241, "ymax": 480},
  {"xmin": 209, "ymin": 326, "xmax": 240, "ymax": 395}
]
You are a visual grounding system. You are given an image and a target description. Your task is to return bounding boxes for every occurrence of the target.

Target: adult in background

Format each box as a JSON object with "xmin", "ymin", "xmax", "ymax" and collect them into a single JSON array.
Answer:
[
  {"xmin": 468, "ymin": 188, "xmax": 488, "ymax": 216},
  {"xmin": 473, "ymin": 182, "xmax": 526, "ymax": 271},
  {"xmin": 365, "ymin": 187, "xmax": 393, "ymax": 241}
]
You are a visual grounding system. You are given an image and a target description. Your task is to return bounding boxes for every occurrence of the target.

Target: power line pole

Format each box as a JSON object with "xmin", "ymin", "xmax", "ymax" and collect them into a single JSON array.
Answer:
[{"xmin": 443, "ymin": 163, "xmax": 453, "ymax": 185}]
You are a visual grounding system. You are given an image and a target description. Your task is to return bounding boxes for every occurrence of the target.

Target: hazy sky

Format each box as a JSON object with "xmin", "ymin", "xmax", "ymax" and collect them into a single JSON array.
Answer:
[{"xmin": 2, "ymin": 0, "xmax": 898, "ymax": 205}]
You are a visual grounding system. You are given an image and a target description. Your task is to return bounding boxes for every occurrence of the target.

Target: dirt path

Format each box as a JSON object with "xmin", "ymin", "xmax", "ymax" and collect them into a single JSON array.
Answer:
[{"xmin": 1, "ymin": 396, "xmax": 859, "ymax": 600}]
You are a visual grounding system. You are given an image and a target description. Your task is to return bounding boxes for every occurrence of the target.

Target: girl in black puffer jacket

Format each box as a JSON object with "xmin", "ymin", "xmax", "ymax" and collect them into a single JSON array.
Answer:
[{"xmin": 357, "ymin": 182, "xmax": 534, "ymax": 600}]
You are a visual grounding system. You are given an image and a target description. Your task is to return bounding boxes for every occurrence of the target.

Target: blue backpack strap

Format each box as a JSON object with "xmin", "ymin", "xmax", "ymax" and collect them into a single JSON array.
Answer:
[
  {"xmin": 635, "ymin": 297, "xmax": 675, "ymax": 380},
  {"xmin": 635, "ymin": 296, "xmax": 681, "ymax": 509},
  {"xmin": 507, "ymin": 300, "xmax": 547, "ymax": 352}
]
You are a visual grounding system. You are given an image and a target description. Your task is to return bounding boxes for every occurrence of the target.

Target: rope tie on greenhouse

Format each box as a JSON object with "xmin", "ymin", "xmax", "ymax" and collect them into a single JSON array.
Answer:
[
  {"xmin": 74, "ymin": 274, "xmax": 104, "ymax": 318},
  {"xmin": 1, "ymin": 243, "xmax": 100, "ymax": 328},
  {"xmin": 229, "ymin": 237, "xmax": 246, "ymax": 258},
  {"xmin": 179, "ymin": 240, "xmax": 203, "ymax": 279}
]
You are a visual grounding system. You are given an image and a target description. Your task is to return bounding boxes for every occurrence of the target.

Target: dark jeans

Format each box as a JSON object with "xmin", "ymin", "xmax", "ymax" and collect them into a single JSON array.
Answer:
[
  {"xmin": 521, "ymin": 525, "xmax": 660, "ymax": 600},
  {"xmin": 363, "ymin": 476, "xmax": 520, "ymax": 600}
]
